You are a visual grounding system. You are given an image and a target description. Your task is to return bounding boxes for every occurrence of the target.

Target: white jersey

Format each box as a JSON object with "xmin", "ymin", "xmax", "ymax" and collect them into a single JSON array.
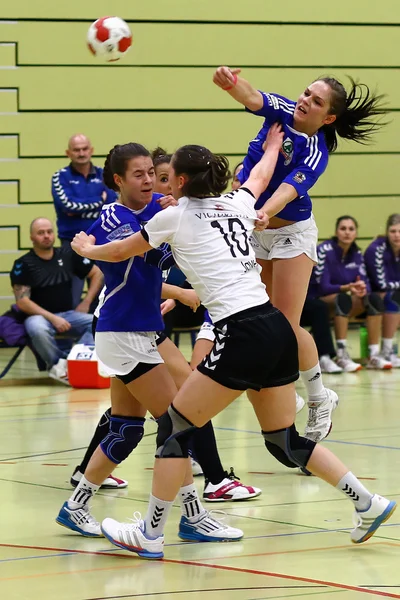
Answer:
[{"xmin": 143, "ymin": 187, "xmax": 269, "ymax": 323}]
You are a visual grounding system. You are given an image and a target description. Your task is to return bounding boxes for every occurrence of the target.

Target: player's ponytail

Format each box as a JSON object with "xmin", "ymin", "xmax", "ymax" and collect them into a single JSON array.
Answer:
[
  {"xmin": 172, "ymin": 145, "xmax": 231, "ymax": 198},
  {"xmin": 318, "ymin": 77, "xmax": 388, "ymax": 153},
  {"xmin": 103, "ymin": 143, "xmax": 151, "ymax": 191}
]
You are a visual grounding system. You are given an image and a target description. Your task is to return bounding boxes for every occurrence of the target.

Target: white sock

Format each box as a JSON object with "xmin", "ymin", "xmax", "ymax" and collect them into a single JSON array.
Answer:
[
  {"xmin": 336, "ymin": 339, "xmax": 347, "ymax": 352},
  {"xmin": 144, "ymin": 494, "xmax": 173, "ymax": 539},
  {"xmin": 68, "ymin": 475, "xmax": 100, "ymax": 509},
  {"xmin": 382, "ymin": 338, "xmax": 394, "ymax": 354},
  {"xmin": 336, "ymin": 471, "xmax": 373, "ymax": 511},
  {"xmin": 179, "ymin": 483, "xmax": 206, "ymax": 521},
  {"xmin": 300, "ymin": 364, "xmax": 325, "ymax": 399},
  {"xmin": 369, "ymin": 344, "xmax": 380, "ymax": 357}
]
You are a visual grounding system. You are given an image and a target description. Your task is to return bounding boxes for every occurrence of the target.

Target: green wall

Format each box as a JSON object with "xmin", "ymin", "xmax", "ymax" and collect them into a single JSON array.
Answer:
[{"xmin": 0, "ymin": 1, "xmax": 399, "ymax": 311}]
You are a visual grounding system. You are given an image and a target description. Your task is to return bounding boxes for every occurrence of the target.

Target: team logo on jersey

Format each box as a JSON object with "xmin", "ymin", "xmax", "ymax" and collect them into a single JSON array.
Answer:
[
  {"xmin": 293, "ymin": 171, "xmax": 306, "ymax": 184},
  {"xmin": 280, "ymin": 137, "xmax": 294, "ymax": 165},
  {"xmin": 82, "ymin": 258, "xmax": 91, "ymax": 265},
  {"xmin": 106, "ymin": 223, "xmax": 134, "ymax": 241}
]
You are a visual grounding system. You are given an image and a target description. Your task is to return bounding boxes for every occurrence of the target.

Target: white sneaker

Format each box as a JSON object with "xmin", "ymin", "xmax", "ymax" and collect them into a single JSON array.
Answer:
[
  {"xmin": 351, "ymin": 495, "xmax": 396, "ymax": 544},
  {"xmin": 101, "ymin": 512, "xmax": 164, "ymax": 559},
  {"xmin": 49, "ymin": 358, "xmax": 70, "ymax": 385},
  {"xmin": 56, "ymin": 501, "xmax": 102, "ymax": 537},
  {"xmin": 179, "ymin": 510, "xmax": 243, "ymax": 542},
  {"xmin": 70, "ymin": 467, "xmax": 128, "ymax": 489},
  {"xmin": 366, "ymin": 355, "xmax": 392, "ymax": 370},
  {"xmin": 295, "ymin": 392, "xmax": 305, "ymax": 413},
  {"xmin": 383, "ymin": 352, "xmax": 400, "ymax": 368},
  {"xmin": 190, "ymin": 457, "xmax": 203, "ymax": 476},
  {"xmin": 336, "ymin": 350, "xmax": 362, "ymax": 373},
  {"xmin": 320, "ymin": 355, "xmax": 343, "ymax": 374},
  {"xmin": 203, "ymin": 468, "xmax": 261, "ymax": 502},
  {"xmin": 304, "ymin": 388, "xmax": 339, "ymax": 443}
]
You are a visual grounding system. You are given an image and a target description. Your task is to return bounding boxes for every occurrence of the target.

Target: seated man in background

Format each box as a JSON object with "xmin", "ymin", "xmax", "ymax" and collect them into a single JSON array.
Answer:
[
  {"xmin": 10, "ymin": 218, "xmax": 103, "ymax": 385},
  {"xmin": 51, "ymin": 133, "xmax": 117, "ymax": 307}
]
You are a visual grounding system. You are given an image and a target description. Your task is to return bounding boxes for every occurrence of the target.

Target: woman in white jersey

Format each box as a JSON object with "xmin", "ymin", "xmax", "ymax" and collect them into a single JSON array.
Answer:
[
  {"xmin": 72, "ymin": 126, "xmax": 395, "ymax": 558},
  {"xmin": 57, "ymin": 143, "xmax": 255, "ymax": 545},
  {"xmin": 212, "ymin": 67, "xmax": 388, "ymax": 443}
]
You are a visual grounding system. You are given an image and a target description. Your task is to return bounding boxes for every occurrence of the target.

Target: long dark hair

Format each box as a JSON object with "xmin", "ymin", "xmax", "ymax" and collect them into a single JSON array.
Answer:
[
  {"xmin": 103, "ymin": 143, "xmax": 150, "ymax": 191},
  {"xmin": 332, "ymin": 214, "xmax": 360, "ymax": 251},
  {"xmin": 172, "ymin": 145, "xmax": 231, "ymax": 198},
  {"xmin": 317, "ymin": 77, "xmax": 388, "ymax": 153}
]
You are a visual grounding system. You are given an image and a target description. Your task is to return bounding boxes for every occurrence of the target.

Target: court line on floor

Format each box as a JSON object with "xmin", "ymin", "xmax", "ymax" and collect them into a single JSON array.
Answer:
[
  {"xmin": 84, "ymin": 587, "xmax": 342, "ymax": 600},
  {"xmin": 214, "ymin": 427, "xmax": 400, "ymax": 451},
  {"xmin": 0, "ymin": 433, "xmax": 156, "ymax": 462},
  {"xmin": 161, "ymin": 559, "xmax": 400, "ymax": 599},
  {"xmin": 0, "ymin": 543, "xmax": 398, "ymax": 598},
  {"xmin": 1, "ymin": 475, "xmax": 399, "ymax": 539}
]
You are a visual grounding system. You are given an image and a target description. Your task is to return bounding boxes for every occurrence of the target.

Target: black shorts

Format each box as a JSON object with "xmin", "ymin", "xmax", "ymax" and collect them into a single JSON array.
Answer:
[
  {"xmin": 197, "ymin": 302, "xmax": 299, "ymax": 391},
  {"xmin": 155, "ymin": 331, "xmax": 167, "ymax": 346}
]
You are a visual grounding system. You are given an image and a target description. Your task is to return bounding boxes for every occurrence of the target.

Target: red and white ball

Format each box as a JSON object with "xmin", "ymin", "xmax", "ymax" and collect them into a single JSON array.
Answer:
[{"xmin": 87, "ymin": 16, "xmax": 132, "ymax": 62}]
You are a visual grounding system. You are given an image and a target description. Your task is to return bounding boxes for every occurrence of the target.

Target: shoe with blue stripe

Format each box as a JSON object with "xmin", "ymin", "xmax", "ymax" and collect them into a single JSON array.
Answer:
[
  {"xmin": 178, "ymin": 511, "xmax": 243, "ymax": 542},
  {"xmin": 101, "ymin": 513, "xmax": 164, "ymax": 559},
  {"xmin": 56, "ymin": 501, "xmax": 103, "ymax": 537},
  {"xmin": 351, "ymin": 495, "xmax": 397, "ymax": 544}
]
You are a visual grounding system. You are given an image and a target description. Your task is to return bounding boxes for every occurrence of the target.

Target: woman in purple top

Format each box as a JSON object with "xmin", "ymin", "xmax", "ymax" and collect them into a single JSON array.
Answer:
[
  {"xmin": 364, "ymin": 214, "xmax": 400, "ymax": 367},
  {"xmin": 312, "ymin": 216, "xmax": 390, "ymax": 371}
]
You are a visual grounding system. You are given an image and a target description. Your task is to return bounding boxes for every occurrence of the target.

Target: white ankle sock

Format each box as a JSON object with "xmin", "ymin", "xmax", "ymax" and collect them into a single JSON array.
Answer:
[
  {"xmin": 382, "ymin": 338, "xmax": 394, "ymax": 354},
  {"xmin": 68, "ymin": 475, "xmax": 100, "ymax": 509},
  {"xmin": 369, "ymin": 344, "xmax": 380, "ymax": 357},
  {"xmin": 144, "ymin": 494, "xmax": 173, "ymax": 538},
  {"xmin": 300, "ymin": 364, "xmax": 325, "ymax": 398},
  {"xmin": 179, "ymin": 483, "xmax": 206, "ymax": 521},
  {"xmin": 336, "ymin": 471, "xmax": 373, "ymax": 511},
  {"xmin": 336, "ymin": 339, "xmax": 347, "ymax": 353}
]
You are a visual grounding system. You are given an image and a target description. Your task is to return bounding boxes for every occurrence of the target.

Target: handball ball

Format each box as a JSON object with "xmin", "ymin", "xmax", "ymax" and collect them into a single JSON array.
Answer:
[{"xmin": 87, "ymin": 16, "xmax": 132, "ymax": 62}]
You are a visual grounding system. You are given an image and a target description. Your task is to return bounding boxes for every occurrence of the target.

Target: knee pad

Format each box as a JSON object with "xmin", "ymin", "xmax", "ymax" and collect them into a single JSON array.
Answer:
[
  {"xmin": 384, "ymin": 290, "xmax": 400, "ymax": 313},
  {"xmin": 262, "ymin": 424, "xmax": 316, "ymax": 469},
  {"xmin": 363, "ymin": 292, "xmax": 385, "ymax": 316},
  {"xmin": 335, "ymin": 292, "xmax": 352, "ymax": 317},
  {"xmin": 156, "ymin": 404, "xmax": 196, "ymax": 458},
  {"xmin": 100, "ymin": 416, "xmax": 145, "ymax": 464}
]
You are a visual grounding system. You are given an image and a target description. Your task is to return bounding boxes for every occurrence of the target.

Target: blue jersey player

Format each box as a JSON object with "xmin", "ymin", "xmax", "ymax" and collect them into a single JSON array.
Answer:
[
  {"xmin": 56, "ymin": 142, "xmax": 249, "ymax": 546},
  {"xmin": 213, "ymin": 66, "xmax": 388, "ymax": 443}
]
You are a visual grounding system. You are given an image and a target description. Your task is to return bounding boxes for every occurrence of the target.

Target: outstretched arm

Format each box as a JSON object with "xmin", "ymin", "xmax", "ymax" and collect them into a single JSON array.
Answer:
[
  {"xmin": 213, "ymin": 66, "xmax": 263, "ymax": 111},
  {"xmin": 71, "ymin": 231, "xmax": 152, "ymax": 263}
]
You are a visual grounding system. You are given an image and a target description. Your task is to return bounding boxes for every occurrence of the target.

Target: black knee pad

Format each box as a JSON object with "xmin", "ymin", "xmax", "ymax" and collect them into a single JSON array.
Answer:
[
  {"xmin": 363, "ymin": 292, "xmax": 385, "ymax": 316},
  {"xmin": 335, "ymin": 292, "xmax": 352, "ymax": 317},
  {"xmin": 262, "ymin": 424, "xmax": 316, "ymax": 469},
  {"xmin": 156, "ymin": 404, "xmax": 196, "ymax": 458},
  {"xmin": 100, "ymin": 415, "xmax": 145, "ymax": 464}
]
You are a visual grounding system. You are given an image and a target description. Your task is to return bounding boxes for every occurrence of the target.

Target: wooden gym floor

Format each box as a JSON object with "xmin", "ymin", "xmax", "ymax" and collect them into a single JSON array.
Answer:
[{"xmin": 0, "ymin": 333, "xmax": 399, "ymax": 599}]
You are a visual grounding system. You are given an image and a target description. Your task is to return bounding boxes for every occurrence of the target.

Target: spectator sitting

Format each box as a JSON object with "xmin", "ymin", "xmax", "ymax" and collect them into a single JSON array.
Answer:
[
  {"xmin": 10, "ymin": 218, "xmax": 103, "ymax": 385},
  {"xmin": 51, "ymin": 133, "xmax": 117, "ymax": 307},
  {"xmin": 300, "ymin": 296, "xmax": 342, "ymax": 374},
  {"xmin": 309, "ymin": 215, "xmax": 389, "ymax": 371},
  {"xmin": 364, "ymin": 213, "xmax": 400, "ymax": 367}
]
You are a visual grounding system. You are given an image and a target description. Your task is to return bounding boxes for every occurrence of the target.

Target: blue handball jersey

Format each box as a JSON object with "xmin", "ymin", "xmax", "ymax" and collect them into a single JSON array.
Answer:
[
  {"xmin": 237, "ymin": 92, "xmax": 329, "ymax": 221},
  {"xmin": 87, "ymin": 195, "xmax": 165, "ymax": 333}
]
